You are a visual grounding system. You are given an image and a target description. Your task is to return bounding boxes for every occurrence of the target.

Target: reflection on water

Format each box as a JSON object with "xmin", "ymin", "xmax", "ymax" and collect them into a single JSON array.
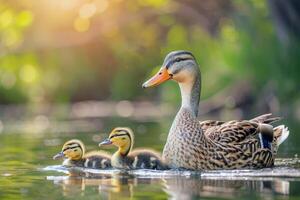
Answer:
[
  {"xmin": 45, "ymin": 167, "xmax": 166, "ymax": 199},
  {"xmin": 164, "ymin": 176, "xmax": 290, "ymax": 200},
  {"xmin": 49, "ymin": 175, "xmax": 132, "ymax": 199},
  {"xmin": 48, "ymin": 174, "xmax": 164, "ymax": 199},
  {"xmin": 43, "ymin": 165, "xmax": 300, "ymax": 200}
]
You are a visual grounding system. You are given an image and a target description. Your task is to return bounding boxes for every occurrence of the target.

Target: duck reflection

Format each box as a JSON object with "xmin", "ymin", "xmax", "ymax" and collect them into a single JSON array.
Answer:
[
  {"xmin": 47, "ymin": 167, "xmax": 291, "ymax": 199},
  {"xmin": 48, "ymin": 170, "xmax": 164, "ymax": 199},
  {"xmin": 163, "ymin": 177, "xmax": 290, "ymax": 200}
]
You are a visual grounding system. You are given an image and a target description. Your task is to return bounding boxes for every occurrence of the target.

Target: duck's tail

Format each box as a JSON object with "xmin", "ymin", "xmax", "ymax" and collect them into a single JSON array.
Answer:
[
  {"xmin": 253, "ymin": 114, "xmax": 289, "ymax": 148},
  {"xmin": 273, "ymin": 125, "xmax": 289, "ymax": 146},
  {"xmin": 251, "ymin": 113, "xmax": 281, "ymax": 124},
  {"xmin": 258, "ymin": 123, "xmax": 289, "ymax": 153}
]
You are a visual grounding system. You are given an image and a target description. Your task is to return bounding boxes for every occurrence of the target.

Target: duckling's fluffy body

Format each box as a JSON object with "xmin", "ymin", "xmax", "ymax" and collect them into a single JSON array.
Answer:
[
  {"xmin": 62, "ymin": 150, "xmax": 112, "ymax": 169},
  {"xmin": 54, "ymin": 139, "xmax": 111, "ymax": 169},
  {"xmin": 111, "ymin": 148, "xmax": 167, "ymax": 170},
  {"xmin": 100, "ymin": 127, "xmax": 168, "ymax": 170}
]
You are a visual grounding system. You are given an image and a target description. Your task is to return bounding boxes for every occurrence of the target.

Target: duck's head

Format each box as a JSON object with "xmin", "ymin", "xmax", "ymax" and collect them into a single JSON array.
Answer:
[
  {"xmin": 99, "ymin": 127, "xmax": 134, "ymax": 155},
  {"xmin": 142, "ymin": 50, "xmax": 199, "ymax": 88},
  {"xmin": 53, "ymin": 139, "xmax": 85, "ymax": 161}
]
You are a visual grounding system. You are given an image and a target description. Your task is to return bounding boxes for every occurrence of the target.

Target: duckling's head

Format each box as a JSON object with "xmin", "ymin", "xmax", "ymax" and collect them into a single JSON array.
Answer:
[
  {"xmin": 99, "ymin": 127, "xmax": 134, "ymax": 155},
  {"xmin": 142, "ymin": 50, "xmax": 199, "ymax": 88},
  {"xmin": 53, "ymin": 139, "xmax": 85, "ymax": 161}
]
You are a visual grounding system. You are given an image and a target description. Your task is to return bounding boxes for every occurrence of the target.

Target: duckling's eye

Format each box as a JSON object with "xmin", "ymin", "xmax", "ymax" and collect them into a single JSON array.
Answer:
[
  {"xmin": 74, "ymin": 149, "xmax": 78, "ymax": 151},
  {"xmin": 122, "ymin": 137, "xmax": 126, "ymax": 140}
]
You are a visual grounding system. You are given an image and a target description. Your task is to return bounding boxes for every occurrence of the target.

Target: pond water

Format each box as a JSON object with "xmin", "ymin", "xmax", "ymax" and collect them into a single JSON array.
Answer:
[{"xmin": 0, "ymin": 107, "xmax": 300, "ymax": 200}]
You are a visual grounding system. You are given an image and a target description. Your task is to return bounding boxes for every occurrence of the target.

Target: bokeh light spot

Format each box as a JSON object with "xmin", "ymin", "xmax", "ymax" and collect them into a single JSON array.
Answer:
[
  {"xmin": 116, "ymin": 100, "xmax": 134, "ymax": 117},
  {"xmin": 20, "ymin": 64, "xmax": 38, "ymax": 83},
  {"xmin": 94, "ymin": 0, "xmax": 109, "ymax": 13},
  {"xmin": 17, "ymin": 10, "xmax": 34, "ymax": 27},
  {"xmin": 73, "ymin": 17, "xmax": 90, "ymax": 32},
  {"xmin": 79, "ymin": 3, "xmax": 97, "ymax": 19},
  {"xmin": 59, "ymin": 0, "xmax": 79, "ymax": 10},
  {"xmin": 138, "ymin": 0, "xmax": 168, "ymax": 7},
  {"xmin": 0, "ymin": 9, "xmax": 13, "ymax": 29}
]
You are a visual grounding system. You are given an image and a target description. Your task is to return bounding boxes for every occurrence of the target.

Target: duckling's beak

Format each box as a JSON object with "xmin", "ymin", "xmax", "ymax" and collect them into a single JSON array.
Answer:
[
  {"xmin": 142, "ymin": 67, "xmax": 171, "ymax": 88},
  {"xmin": 99, "ymin": 138, "xmax": 112, "ymax": 146},
  {"xmin": 53, "ymin": 151, "xmax": 65, "ymax": 160}
]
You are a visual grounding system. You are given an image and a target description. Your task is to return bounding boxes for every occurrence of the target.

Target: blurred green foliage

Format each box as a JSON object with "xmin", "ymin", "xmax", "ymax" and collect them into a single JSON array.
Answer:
[{"xmin": 0, "ymin": 0, "xmax": 299, "ymax": 108}]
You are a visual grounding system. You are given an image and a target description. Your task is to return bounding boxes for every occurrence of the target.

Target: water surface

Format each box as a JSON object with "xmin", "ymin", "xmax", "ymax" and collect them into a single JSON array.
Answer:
[{"xmin": 1, "ymin": 111, "xmax": 300, "ymax": 200}]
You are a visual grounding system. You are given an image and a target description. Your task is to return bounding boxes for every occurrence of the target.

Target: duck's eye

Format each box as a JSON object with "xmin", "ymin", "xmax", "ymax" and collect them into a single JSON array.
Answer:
[{"xmin": 175, "ymin": 58, "xmax": 181, "ymax": 62}]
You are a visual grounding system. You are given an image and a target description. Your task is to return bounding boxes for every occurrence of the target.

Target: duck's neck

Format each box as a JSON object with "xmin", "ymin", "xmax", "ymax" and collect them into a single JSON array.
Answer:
[
  {"xmin": 178, "ymin": 72, "xmax": 201, "ymax": 117},
  {"xmin": 117, "ymin": 142, "xmax": 131, "ymax": 157}
]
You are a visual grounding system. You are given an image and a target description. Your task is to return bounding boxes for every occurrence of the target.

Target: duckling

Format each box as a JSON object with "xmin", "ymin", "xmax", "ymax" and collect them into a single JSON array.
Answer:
[
  {"xmin": 99, "ymin": 127, "xmax": 168, "ymax": 170},
  {"xmin": 53, "ymin": 139, "xmax": 112, "ymax": 169}
]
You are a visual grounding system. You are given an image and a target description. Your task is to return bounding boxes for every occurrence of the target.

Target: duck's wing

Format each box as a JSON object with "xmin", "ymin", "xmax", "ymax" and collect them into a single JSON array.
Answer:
[
  {"xmin": 199, "ymin": 120, "xmax": 225, "ymax": 133},
  {"xmin": 201, "ymin": 113, "xmax": 280, "ymax": 141},
  {"xmin": 249, "ymin": 113, "xmax": 281, "ymax": 124},
  {"xmin": 197, "ymin": 114, "xmax": 287, "ymax": 169},
  {"xmin": 204, "ymin": 120, "xmax": 263, "ymax": 144}
]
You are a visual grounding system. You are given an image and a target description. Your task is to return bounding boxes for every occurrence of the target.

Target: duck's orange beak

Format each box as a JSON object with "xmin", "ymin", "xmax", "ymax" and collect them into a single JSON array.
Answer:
[{"xmin": 142, "ymin": 67, "xmax": 172, "ymax": 88}]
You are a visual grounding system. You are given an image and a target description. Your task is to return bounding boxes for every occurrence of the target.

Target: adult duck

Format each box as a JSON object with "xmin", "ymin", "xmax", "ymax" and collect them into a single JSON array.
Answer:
[{"xmin": 142, "ymin": 50, "xmax": 289, "ymax": 170}]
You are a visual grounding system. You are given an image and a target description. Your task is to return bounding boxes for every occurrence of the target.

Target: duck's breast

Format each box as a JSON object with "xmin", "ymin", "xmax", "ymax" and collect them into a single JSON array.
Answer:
[{"xmin": 162, "ymin": 108, "xmax": 209, "ymax": 169}]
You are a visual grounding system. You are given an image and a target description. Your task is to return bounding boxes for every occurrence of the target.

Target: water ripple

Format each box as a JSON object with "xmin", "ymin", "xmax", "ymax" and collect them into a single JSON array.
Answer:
[{"xmin": 43, "ymin": 157, "xmax": 300, "ymax": 181}]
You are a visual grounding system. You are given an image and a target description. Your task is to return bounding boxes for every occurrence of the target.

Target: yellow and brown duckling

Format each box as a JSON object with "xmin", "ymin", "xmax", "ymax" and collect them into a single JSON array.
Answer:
[
  {"xmin": 99, "ymin": 127, "xmax": 168, "ymax": 170},
  {"xmin": 142, "ymin": 50, "xmax": 290, "ymax": 170},
  {"xmin": 53, "ymin": 139, "xmax": 112, "ymax": 169}
]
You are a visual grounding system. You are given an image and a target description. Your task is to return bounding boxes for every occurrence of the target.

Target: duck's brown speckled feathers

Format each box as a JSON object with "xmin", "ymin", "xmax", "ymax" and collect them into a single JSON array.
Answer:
[
  {"xmin": 163, "ymin": 108, "xmax": 285, "ymax": 169},
  {"xmin": 200, "ymin": 113, "xmax": 281, "ymax": 138},
  {"xmin": 143, "ymin": 50, "xmax": 290, "ymax": 170}
]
